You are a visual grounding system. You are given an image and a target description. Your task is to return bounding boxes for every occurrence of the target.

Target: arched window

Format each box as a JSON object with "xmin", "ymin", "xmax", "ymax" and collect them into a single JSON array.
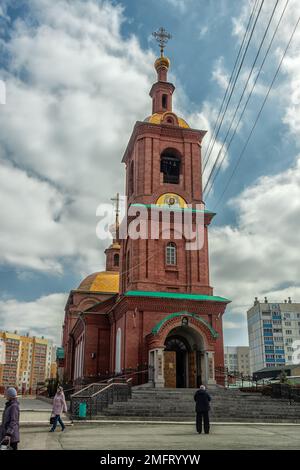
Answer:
[
  {"xmin": 128, "ymin": 161, "xmax": 134, "ymax": 196},
  {"xmin": 115, "ymin": 328, "xmax": 121, "ymax": 373},
  {"xmin": 114, "ymin": 253, "xmax": 119, "ymax": 267},
  {"xmin": 126, "ymin": 250, "xmax": 130, "ymax": 283},
  {"xmin": 160, "ymin": 148, "xmax": 181, "ymax": 184},
  {"xmin": 162, "ymin": 94, "xmax": 168, "ymax": 109},
  {"xmin": 166, "ymin": 242, "xmax": 177, "ymax": 265}
]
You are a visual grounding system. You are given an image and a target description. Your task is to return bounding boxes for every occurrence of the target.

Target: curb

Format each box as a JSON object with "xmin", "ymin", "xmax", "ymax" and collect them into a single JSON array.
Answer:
[{"xmin": 69, "ymin": 420, "xmax": 300, "ymax": 426}]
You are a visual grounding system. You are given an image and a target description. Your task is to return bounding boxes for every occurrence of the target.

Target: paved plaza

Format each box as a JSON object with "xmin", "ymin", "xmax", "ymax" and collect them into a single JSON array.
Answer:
[
  {"xmin": 18, "ymin": 422, "xmax": 300, "ymax": 450},
  {"xmin": 0, "ymin": 397, "xmax": 52, "ymax": 410},
  {"xmin": 1, "ymin": 398, "xmax": 299, "ymax": 450}
]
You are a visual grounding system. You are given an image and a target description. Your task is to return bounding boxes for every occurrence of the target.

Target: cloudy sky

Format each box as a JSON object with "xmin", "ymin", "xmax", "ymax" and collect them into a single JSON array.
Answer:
[{"xmin": 0, "ymin": 0, "xmax": 300, "ymax": 346}]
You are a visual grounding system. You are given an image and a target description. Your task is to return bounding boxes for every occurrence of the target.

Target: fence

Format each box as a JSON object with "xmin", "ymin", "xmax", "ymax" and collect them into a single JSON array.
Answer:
[
  {"xmin": 70, "ymin": 380, "xmax": 132, "ymax": 419},
  {"xmin": 72, "ymin": 365, "xmax": 152, "ymax": 389},
  {"xmin": 270, "ymin": 383, "xmax": 300, "ymax": 403}
]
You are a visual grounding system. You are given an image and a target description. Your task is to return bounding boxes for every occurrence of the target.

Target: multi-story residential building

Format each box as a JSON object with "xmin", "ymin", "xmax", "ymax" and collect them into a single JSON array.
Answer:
[
  {"xmin": 247, "ymin": 297, "xmax": 300, "ymax": 373},
  {"xmin": 224, "ymin": 346, "xmax": 251, "ymax": 376},
  {"xmin": 0, "ymin": 331, "xmax": 55, "ymax": 393}
]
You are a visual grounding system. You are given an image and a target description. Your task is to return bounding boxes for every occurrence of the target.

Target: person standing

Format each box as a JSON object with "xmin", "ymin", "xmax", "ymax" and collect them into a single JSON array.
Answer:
[
  {"xmin": 0, "ymin": 387, "xmax": 20, "ymax": 450},
  {"xmin": 49, "ymin": 386, "xmax": 67, "ymax": 432},
  {"xmin": 194, "ymin": 384, "xmax": 211, "ymax": 434}
]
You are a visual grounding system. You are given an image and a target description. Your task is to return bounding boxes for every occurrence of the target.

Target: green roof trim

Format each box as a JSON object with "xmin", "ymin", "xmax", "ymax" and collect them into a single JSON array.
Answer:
[
  {"xmin": 151, "ymin": 311, "xmax": 219, "ymax": 338},
  {"xmin": 125, "ymin": 290, "xmax": 230, "ymax": 303},
  {"xmin": 130, "ymin": 203, "xmax": 216, "ymax": 215}
]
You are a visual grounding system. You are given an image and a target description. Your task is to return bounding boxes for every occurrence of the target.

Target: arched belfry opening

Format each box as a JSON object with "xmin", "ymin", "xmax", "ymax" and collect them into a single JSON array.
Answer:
[{"xmin": 160, "ymin": 148, "xmax": 181, "ymax": 184}]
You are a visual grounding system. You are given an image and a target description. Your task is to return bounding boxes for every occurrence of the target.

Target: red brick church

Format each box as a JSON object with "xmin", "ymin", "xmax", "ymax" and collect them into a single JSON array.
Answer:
[{"xmin": 62, "ymin": 31, "xmax": 230, "ymax": 388}]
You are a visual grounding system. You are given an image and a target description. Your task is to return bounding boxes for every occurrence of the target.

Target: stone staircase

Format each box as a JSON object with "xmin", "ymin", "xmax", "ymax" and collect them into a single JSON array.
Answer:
[{"xmin": 98, "ymin": 386, "xmax": 300, "ymax": 423}]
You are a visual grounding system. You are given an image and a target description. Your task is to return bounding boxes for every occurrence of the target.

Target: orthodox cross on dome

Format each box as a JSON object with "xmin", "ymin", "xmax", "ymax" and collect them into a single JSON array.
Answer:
[
  {"xmin": 152, "ymin": 27, "xmax": 172, "ymax": 57},
  {"xmin": 111, "ymin": 192, "xmax": 120, "ymax": 242}
]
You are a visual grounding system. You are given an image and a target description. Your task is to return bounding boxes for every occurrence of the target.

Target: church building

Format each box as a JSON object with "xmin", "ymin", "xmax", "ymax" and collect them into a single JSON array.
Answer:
[{"xmin": 62, "ymin": 29, "xmax": 230, "ymax": 388}]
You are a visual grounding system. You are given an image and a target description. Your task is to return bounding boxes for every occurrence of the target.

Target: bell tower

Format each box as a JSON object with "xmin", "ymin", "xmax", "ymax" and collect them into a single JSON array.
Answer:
[{"xmin": 120, "ymin": 28, "xmax": 215, "ymax": 296}]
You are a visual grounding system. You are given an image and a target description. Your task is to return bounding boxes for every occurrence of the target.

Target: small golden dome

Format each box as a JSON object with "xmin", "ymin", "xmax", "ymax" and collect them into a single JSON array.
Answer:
[
  {"xmin": 154, "ymin": 56, "xmax": 170, "ymax": 71},
  {"xmin": 145, "ymin": 112, "xmax": 189, "ymax": 128},
  {"xmin": 111, "ymin": 242, "xmax": 121, "ymax": 249},
  {"xmin": 77, "ymin": 271, "xmax": 119, "ymax": 293}
]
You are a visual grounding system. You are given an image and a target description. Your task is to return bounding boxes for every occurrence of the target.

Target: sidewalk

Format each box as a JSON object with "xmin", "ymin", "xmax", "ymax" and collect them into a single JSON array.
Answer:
[
  {"xmin": 0, "ymin": 397, "xmax": 70, "ymax": 425},
  {"xmin": 18, "ymin": 422, "xmax": 300, "ymax": 450}
]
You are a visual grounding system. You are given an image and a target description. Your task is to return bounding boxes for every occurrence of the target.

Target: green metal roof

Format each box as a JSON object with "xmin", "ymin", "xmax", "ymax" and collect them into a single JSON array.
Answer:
[
  {"xmin": 151, "ymin": 311, "xmax": 219, "ymax": 338},
  {"xmin": 125, "ymin": 290, "xmax": 230, "ymax": 303},
  {"xmin": 130, "ymin": 203, "xmax": 216, "ymax": 215}
]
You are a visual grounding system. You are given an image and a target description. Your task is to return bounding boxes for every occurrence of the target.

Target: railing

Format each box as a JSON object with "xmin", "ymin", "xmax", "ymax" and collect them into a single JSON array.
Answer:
[
  {"xmin": 36, "ymin": 385, "xmax": 48, "ymax": 396},
  {"xmin": 62, "ymin": 386, "xmax": 75, "ymax": 400},
  {"xmin": 214, "ymin": 367, "xmax": 272, "ymax": 390},
  {"xmin": 70, "ymin": 379, "xmax": 132, "ymax": 419},
  {"xmin": 270, "ymin": 383, "xmax": 300, "ymax": 403},
  {"xmin": 73, "ymin": 365, "xmax": 153, "ymax": 389}
]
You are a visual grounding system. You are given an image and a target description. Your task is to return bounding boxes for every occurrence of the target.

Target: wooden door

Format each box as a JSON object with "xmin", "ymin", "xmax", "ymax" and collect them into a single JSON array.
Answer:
[
  {"xmin": 188, "ymin": 351, "xmax": 197, "ymax": 388},
  {"xmin": 164, "ymin": 351, "xmax": 176, "ymax": 388}
]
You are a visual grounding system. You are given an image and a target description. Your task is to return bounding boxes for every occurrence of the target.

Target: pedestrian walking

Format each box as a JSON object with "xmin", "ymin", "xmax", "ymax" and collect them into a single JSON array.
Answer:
[
  {"xmin": 0, "ymin": 387, "xmax": 20, "ymax": 450},
  {"xmin": 49, "ymin": 386, "xmax": 67, "ymax": 432},
  {"xmin": 194, "ymin": 384, "xmax": 211, "ymax": 434}
]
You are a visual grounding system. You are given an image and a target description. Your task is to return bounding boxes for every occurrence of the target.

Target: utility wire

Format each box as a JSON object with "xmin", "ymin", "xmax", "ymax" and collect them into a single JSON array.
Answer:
[
  {"xmin": 202, "ymin": 0, "xmax": 259, "ymax": 166},
  {"xmin": 213, "ymin": 13, "xmax": 300, "ymax": 210},
  {"xmin": 203, "ymin": 0, "xmax": 264, "ymax": 173},
  {"xmin": 204, "ymin": 0, "xmax": 283, "ymax": 197},
  {"xmin": 205, "ymin": 0, "xmax": 289, "ymax": 199}
]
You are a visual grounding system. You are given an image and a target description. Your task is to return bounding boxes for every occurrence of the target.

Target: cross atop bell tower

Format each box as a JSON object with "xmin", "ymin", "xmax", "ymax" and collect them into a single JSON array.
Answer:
[
  {"xmin": 104, "ymin": 193, "xmax": 120, "ymax": 272},
  {"xmin": 111, "ymin": 192, "xmax": 120, "ymax": 243},
  {"xmin": 152, "ymin": 27, "xmax": 172, "ymax": 57},
  {"xmin": 150, "ymin": 27, "xmax": 174, "ymax": 113}
]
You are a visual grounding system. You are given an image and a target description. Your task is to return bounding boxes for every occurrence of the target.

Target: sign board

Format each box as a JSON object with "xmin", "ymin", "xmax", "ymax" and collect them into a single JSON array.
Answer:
[{"xmin": 56, "ymin": 347, "xmax": 64, "ymax": 360}]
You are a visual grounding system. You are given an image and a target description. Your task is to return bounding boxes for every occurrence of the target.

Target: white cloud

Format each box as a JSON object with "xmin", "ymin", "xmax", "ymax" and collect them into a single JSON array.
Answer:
[
  {"xmin": 0, "ymin": 161, "xmax": 70, "ymax": 272},
  {"xmin": 165, "ymin": 0, "xmax": 188, "ymax": 13},
  {"xmin": 0, "ymin": 0, "xmax": 155, "ymax": 275},
  {"xmin": 232, "ymin": 1, "xmax": 300, "ymax": 143},
  {"xmin": 210, "ymin": 155, "xmax": 300, "ymax": 335},
  {"xmin": 223, "ymin": 321, "xmax": 242, "ymax": 330},
  {"xmin": 212, "ymin": 56, "xmax": 229, "ymax": 90},
  {"xmin": 188, "ymin": 102, "xmax": 229, "ymax": 189},
  {"xmin": 198, "ymin": 25, "xmax": 208, "ymax": 39},
  {"xmin": 0, "ymin": 293, "xmax": 67, "ymax": 344}
]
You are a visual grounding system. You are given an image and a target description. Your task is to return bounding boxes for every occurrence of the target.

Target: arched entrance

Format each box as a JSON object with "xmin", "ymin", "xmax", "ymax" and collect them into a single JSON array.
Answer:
[
  {"xmin": 148, "ymin": 311, "xmax": 218, "ymax": 388},
  {"xmin": 165, "ymin": 336, "xmax": 188, "ymax": 388},
  {"xmin": 164, "ymin": 325, "xmax": 205, "ymax": 388}
]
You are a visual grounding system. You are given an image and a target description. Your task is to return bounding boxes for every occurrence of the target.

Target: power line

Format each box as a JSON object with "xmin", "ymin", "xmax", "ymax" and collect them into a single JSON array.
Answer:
[
  {"xmin": 204, "ymin": 0, "xmax": 284, "ymax": 197},
  {"xmin": 202, "ymin": 0, "xmax": 259, "ymax": 166},
  {"xmin": 213, "ymin": 12, "xmax": 300, "ymax": 210},
  {"xmin": 203, "ymin": 0, "xmax": 265, "ymax": 173},
  {"xmin": 205, "ymin": 0, "xmax": 289, "ymax": 199}
]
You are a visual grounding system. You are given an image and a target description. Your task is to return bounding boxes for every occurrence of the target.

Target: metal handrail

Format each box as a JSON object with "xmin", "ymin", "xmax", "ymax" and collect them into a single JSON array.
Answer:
[
  {"xmin": 74, "ymin": 366, "xmax": 152, "ymax": 386},
  {"xmin": 71, "ymin": 382, "xmax": 103, "ymax": 398},
  {"xmin": 70, "ymin": 380, "xmax": 132, "ymax": 418},
  {"xmin": 91, "ymin": 382, "xmax": 129, "ymax": 398}
]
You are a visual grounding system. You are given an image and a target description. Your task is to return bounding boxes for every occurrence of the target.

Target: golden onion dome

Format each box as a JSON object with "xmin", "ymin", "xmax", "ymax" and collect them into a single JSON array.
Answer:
[
  {"xmin": 154, "ymin": 56, "xmax": 170, "ymax": 71},
  {"xmin": 111, "ymin": 242, "xmax": 121, "ymax": 249},
  {"xmin": 144, "ymin": 112, "xmax": 190, "ymax": 129},
  {"xmin": 77, "ymin": 271, "xmax": 119, "ymax": 293}
]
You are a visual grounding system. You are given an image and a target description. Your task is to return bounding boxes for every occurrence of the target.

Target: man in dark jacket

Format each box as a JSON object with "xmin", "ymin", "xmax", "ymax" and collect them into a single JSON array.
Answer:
[
  {"xmin": 0, "ymin": 387, "xmax": 20, "ymax": 450},
  {"xmin": 194, "ymin": 385, "xmax": 211, "ymax": 434}
]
